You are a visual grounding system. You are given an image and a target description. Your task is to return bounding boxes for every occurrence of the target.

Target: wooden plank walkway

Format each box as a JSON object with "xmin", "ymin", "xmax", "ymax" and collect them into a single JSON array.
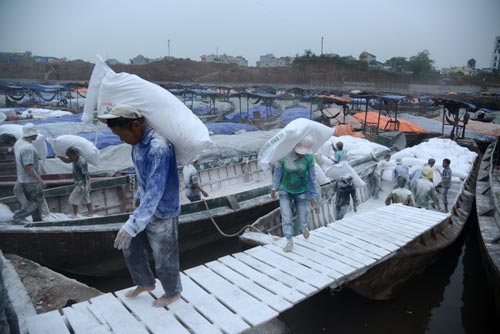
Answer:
[{"xmin": 24, "ymin": 204, "xmax": 448, "ymax": 334}]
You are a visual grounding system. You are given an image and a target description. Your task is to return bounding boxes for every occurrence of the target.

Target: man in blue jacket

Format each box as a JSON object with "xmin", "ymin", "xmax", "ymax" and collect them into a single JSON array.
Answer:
[{"xmin": 99, "ymin": 105, "xmax": 181, "ymax": 308}]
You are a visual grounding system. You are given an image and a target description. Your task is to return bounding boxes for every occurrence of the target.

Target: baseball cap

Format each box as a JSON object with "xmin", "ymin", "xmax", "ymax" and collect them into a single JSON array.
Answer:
[
  {"xmin": 22, "ymin": 123, "xmax": 38, "ymax": 137},
  {"xmin": 97, "ymin": 105, "xmax": 143, "ymax": 122}
]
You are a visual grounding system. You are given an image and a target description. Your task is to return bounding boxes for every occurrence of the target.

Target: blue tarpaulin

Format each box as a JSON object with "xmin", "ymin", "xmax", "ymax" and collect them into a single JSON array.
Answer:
[
  {"xmin": 281, "ymin": 108, "xmax": 310, "ymax": 125},
  {"xmin": 224, "ymin": 105, "xmax": 280, "ymax": 121},
  {"xmin": 205, "ymin": 122, "xmax": 257, "ymax": 134}
]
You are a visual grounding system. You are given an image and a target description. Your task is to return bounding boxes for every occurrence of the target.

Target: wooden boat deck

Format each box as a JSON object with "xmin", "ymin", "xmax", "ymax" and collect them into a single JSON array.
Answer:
[{"xmin": 24, "ymin": 204, "xmax": 448, "ymax": 334}]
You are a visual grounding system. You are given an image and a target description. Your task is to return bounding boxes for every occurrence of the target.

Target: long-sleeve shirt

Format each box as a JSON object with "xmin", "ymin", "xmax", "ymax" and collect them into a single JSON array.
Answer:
[
  {"xmin": 392, "ymin": 165, "xmax": 409, "ymax": 183},
  {"xmin": 272, "ymin": 152, "xmax": 318, "ymax": 199},
  {"xmin": 385, "ymin": 188, "xmax": 415, "ymax": 206},
  {"xmin": 123, "ymin": 128, "xmax": 180, "ymax": 237},
  {"xmin": 414, "ymin": 178, "xmax": 439, "ymax": 209},
  {"xmin": 335, "ymin": 179, "xmax": 357, "ymax": 209}
]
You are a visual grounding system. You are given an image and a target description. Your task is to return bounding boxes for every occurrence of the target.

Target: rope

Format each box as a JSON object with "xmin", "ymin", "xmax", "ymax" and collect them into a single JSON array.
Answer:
[
  {"xmin": 34, "ymin": 90, "xmax": 58, "ymax": 102},
  {"xmin": 201, "ymin": 197, "xmax": 267, "ymax": 237},
  {"xmin": 7, "ymin": 93, "xmax": 26, "ymax": 101}
]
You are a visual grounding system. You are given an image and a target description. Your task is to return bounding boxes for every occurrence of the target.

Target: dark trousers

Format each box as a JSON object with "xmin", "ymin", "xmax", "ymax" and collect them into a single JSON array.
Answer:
[
  {"xmin": 13, "ymin": 182, "xmax": 44, "ymax": 222},
  {"xmin": 123, "ymin": 217, "xmax": 182, "ymax": 297}
]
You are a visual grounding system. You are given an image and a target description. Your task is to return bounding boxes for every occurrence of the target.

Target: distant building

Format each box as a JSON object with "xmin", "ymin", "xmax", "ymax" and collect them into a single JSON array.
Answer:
[
  {"xmin": 492, "ymin": 36, "xmax": 500, "ymax": 71},
  {"xmin": 130, "ymin": 54, "xmax": 152, "ymax": 65},
  {"xmin": 33, "ymin": 56, "xmax": 61, "ymax": 63},
  {"xmin": 106, "ymin": 58, "xmax": 124, "ymax": 65},
  {"xmin": 256, "ymin": 54, "xmax": 294, "ymax": 68},
  {"xmin": 201, "ymin": 54, "xmax": 248, "ymax": 67},
  {"xmin": 342, "ymin": 55, "xmax": 356, "ymax": 61},
  {"xmin": 359, "ymin": 51, "xmax": 376, "ymax": 64},
  {"xmin": 441, "ymin": 65, "xmax": 475, "ymax": 76}
]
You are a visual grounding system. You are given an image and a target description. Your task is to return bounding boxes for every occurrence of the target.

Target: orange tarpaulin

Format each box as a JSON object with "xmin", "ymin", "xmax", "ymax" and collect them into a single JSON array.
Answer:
[
  {"xmin": 334, "ymin": 124, "xmax": 366, "ymax": 138},
  {"xmin": 353, "ymin": 111, "xmax": 430, "ymax": 133}
]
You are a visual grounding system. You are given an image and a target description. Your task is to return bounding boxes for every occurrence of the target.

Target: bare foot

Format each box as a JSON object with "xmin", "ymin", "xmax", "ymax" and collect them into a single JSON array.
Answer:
[
  {"xmin": 125, "ymin": 285, "xmax": 155, "ymax": 297},
  {"xmin": 152, "ymin": 293, "xmax": 181, "ymax": 308}
]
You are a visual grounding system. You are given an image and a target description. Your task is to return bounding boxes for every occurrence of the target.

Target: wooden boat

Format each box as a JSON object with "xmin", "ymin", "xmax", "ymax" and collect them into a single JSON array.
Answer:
[
  {"xmin": 241, "ymin": 139, "xmax": 481, "ymax": 300},
  {"xmin": 475, "ymin": 140, "xmax": 500, "ymax": 316},
  {"xmin": 240, "ymin": 152, "xmax": 385, "ymax": 247},
  {"xmin": 0, "ymin": 155, "xmax": 277, "ymax": 276}
]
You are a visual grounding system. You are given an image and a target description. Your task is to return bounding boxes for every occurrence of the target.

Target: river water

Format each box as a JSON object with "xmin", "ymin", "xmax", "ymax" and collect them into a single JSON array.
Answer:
[{"xmin": 74, "ymin": 209, "xmax": 499, "ymax": 334}]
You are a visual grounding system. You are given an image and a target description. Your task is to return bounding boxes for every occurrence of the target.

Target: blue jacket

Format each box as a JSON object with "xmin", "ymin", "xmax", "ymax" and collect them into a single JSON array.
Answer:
[{"xmin": 123, "ymin": 128, "xmax": 180, "ymax": 237}]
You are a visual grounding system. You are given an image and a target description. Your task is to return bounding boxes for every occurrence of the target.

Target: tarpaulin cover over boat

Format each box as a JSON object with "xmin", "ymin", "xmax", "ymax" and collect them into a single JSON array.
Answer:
[{"xmin": 353, "ymin": 111, "xmax": 429, "ymax": 133}]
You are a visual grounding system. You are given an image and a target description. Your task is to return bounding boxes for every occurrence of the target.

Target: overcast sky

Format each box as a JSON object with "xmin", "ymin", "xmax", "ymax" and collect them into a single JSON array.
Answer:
[{"xmin": 1, "ymin": 0, "xmax": 499, "ymax": 69}]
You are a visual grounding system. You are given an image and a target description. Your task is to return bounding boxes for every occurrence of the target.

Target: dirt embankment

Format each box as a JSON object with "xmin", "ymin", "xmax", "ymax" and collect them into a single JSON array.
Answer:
[
  {"xmin": 4, "ymin": 253, "xmax": 102, "ymax": 314},
  {"xmin": 0, "ymin": 59, "xmax": 407, "ymax": 87}
]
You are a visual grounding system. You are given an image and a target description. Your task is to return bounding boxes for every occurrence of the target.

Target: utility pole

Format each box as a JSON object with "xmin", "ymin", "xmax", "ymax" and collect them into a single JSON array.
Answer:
[
  {"xmin": 168, "ymin": 39, "xmax": 170, "ymax": 57},
  {"xmin": 321, "ymin": 37, "xmax": 324, "ymax": 55}
]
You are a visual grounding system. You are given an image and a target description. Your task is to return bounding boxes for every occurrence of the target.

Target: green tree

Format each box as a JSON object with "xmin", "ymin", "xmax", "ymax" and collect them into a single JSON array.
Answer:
[
  {"xmin": 467, "ymin": 58, "xmax": 476, "ymax": 69},
  {"xmin": 385, "ymin": 57, "xmax": 407, "ymax": 72},
  {"xmin": 406, "ymin": 50, "xmax": 439, "ymax": 80}
]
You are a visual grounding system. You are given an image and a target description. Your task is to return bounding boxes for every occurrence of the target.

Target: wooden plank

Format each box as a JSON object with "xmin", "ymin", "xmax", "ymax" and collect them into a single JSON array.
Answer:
[
  {"xmin": 372, "ymin": 208, "xmax": 444, "ymax": 228},
  {"xmin": 264, "ymin": 243, "xmax": 346, "ymax": 277},
  {"xmin": 312, "ymin": 228, "xmax": 385, "ymax": 260},
  {"xmin": 318, "ymin": 226, "xmax": 391, "ymax": 257},
  {"xmin": 268, "ymin": 241, "xmax": 357, "ymax": 276},
  {"xmin": 25, "ymin": 310, "xmax": 70, "ymax": 334},
  {"xmin": 245, "ymin": 246, "xmax": 331, "ymax": 289},
  {"xmin": 232, "ymin": 252, "xmax": 316, "ymax": 296},
  {"xmin": 114, "ymin": 288, "xmax": 190, "ymax": 334},
  {"xmin": 328, "ymin": 224, "xmax": 400, "ymax": 251},
  {"xmin": 88, "ymin": 293, "xmax": 149, "ymax": 334},
  {"xmin": 295, "ymin": 234, "xmax": 374, "ymax": 267},
  {"xmin": 346, "ymin": 216, "xmax": 416, "ymax": 243},
  {"xmin": 205, "ymin": 260, "xmax": 293, "ymax": 312},
  {"xmin": 63, "ymin": 304, "xmax": 110, "ymax": 334},
  {"xmin": 218, "ymin": 255, "xmax": 306, "ymax": 304},
  {"xmin": 379, "ymin": 205, "xmax": 447, "ymax": 222},
  {"xmin": 179, "ymin": 273, "xmax": 250, "ymax": 334},
  {"xmin": 185, "ymin": 265, "xmax": 278, "ymax": 326},
  {"xmin": 357, "ymin": 211, "xmax": 428, "ymax": 235},
  {"xmin": 149, "ymin": 285, "xmax": 223, "ymax": 334},
  {"xmin": 338, "ymin": 218, "xmax": 413, "ymax": 245}
]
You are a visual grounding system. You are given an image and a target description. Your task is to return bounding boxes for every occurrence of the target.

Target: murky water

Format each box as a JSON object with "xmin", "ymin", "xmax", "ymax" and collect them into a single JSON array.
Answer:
[
  {"xmin": 72, "ymin": 211, "xmax": 499, "ymax": 334},
  {"xmin": 280, "ymin": 214, "xmax": 499, "ymax": 334}
]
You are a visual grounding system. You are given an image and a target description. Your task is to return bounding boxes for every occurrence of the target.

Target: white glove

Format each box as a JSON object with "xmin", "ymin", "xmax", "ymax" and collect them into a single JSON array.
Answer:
[{"xmin": 114, "ymin": 228, "xmax": 133, "ymax": 250}]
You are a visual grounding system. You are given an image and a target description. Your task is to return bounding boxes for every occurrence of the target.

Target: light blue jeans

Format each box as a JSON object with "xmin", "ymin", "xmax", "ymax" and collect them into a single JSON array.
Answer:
[
  {"xmin": 279, "ymin": 190, "xmax": 308, "ymax": 242},
  {"xmin": 123, "ymin": 216, "xmax": 182, "ymax": 297}
]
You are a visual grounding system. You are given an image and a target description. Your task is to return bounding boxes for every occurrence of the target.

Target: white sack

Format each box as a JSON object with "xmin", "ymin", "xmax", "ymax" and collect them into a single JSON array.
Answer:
[
  {"xmin": 325, "ymin": 161, "xmax": 366, "ymax": 187},
  {"xmin": 83, "ymin": 56, "xmax": 213, "ymax": 165},
  {"xmin": 258, "ymin": 118, "xmax": 333, "ymax": 169},
  {"xmin": 0, "ymin": 203, "xmax": 14, "ymax": 223},
  {"xmin": 47, "ymin": 135, "xmax": 100, "ymax": 166},
  {"xmin": 315, "ymin": 163, "xmax": 331, "ymax": 186}
]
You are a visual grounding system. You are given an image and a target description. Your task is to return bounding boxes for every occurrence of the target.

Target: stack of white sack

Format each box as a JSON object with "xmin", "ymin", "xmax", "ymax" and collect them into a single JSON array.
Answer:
[
  {"xmin": 317, "ymin": 135, "xmax": 390, "ymax": 163},
  {"xmin": 258, "ymin": 118, "xmax": 333, "ymax": 169},
  {"xmin": 82, "ymin": 55, "xmax": 212, "ymax": 165},
  {"xmin": 388, "ymin": 138, "xmax": 477, "ymax": 184},
  {"xmin": 0, "ymin": 123, "xmax": 48, "ymax": 159},
  {"xmin": 20, "ymin": 108, "xmax": 72, "ymax": 120},
  {"xmin": 47, "ymin": 135, "xmax": 100, "ymax": 166},
  {"xmin": 316, "ymin": 135, "xmax": 389, "ymax": 186}
]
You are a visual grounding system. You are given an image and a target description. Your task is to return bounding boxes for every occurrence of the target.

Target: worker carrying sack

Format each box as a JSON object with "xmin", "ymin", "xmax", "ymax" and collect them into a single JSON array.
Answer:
[
  {"xmin": 82, "ymin": 56, "xmax": 213, "ymax": 165},
  {"xmin": 47, "ymin": 135, "xmax": 100, "ymax": 166},
  {"xmin": 258, "ymin": 118, "xmax": 333, "ymax": 169}
]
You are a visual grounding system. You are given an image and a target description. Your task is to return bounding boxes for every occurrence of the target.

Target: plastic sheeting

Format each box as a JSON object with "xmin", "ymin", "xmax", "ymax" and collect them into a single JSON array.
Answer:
[
  {"xmin": 281, "ymin": 107, "xmax": 311, "ymax": 125},
  {"xmin": 353, "ymin": 111, "xmax": 429, "ymax": 133},
  {"xmin": 205, "ymin": 122, "xmax": 257, "ymax": 135},
  {"xmin": 224, "ymin": 105, "xmax": 280, "ymax": 121},
  {"xmin": 398, "ymin": 114, "xmax": 496, "ymax": 141}
]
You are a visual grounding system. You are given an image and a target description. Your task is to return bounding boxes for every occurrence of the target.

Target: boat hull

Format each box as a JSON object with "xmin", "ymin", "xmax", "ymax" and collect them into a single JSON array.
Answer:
[
  {"xmin": 347, "ymin": 153, "xmax": 478, "ymax": 300},
  {"xmin": 475, "ymin": 141, "xmax": 500, "ymax": 316}
]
